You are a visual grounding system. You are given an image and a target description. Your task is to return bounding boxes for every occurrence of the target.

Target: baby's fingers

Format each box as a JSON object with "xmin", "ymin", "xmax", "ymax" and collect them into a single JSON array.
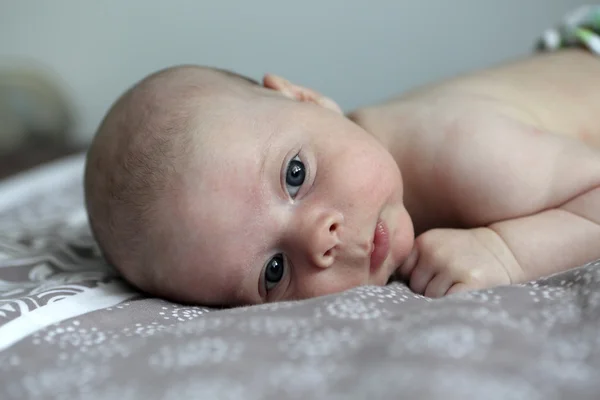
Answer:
[
  {"xmin": 446, "ymin": 283, "xmax": 471, "ymax": 296},
  {"xmin": 397, "ymin": 246, "xmax": 419, "ymax": 279},
  {"xmin": 409, "ymin": 263, "xmax": 435, "ymax": 295},
  {"xmin": 424, "ymin": 273, "xmax": 453, "ymax": 298}
]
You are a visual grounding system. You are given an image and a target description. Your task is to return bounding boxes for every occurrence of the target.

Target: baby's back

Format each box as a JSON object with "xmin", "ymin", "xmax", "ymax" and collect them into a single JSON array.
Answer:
[{"xmin": 349, "ymin": 49, "xmax": 600, "ymax": 234}]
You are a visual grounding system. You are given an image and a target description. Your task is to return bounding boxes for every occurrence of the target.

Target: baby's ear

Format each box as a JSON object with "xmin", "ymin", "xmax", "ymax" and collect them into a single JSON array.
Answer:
[{"xmin": 262, "ymin": 73, "xmax": 343, "ymax": 114}]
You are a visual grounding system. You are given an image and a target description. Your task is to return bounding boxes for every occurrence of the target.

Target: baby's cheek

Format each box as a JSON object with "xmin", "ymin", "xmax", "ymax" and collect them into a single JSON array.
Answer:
[
  {"xmin": 391, "ymin": 208, "xmax": 415, "ymax": 266},
  {"xmin": 296, "ymin": 273, "xmax": 365, "ymax": 299}
]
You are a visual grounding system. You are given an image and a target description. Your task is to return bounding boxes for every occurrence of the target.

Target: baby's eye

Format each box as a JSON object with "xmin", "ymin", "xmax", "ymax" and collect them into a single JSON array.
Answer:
[
  {"xmin": 285, "ymin": 155, "xmax": 305, "ymax": 198},
  {"xmin": 264, "ymin": 254, "xmax": 286, "ymax": 292}
]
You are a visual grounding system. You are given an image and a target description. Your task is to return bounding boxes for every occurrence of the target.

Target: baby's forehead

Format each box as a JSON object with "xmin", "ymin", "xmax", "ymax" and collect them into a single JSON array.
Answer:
[
  {"xmin": 173, "ymin": 181, "xmax": 267, "ymax": 304},
  {"xmin": 189, "ymin": 110, "xmax": 284, "ymax": 172},
  {"xmin": 177, "ymin": 122, "xmax": 277, "ymax": 262},
  {"xmin": 182, "ymin": 125, "xmax": 271, "ymax": 230},
  {"xmin": 158, "ymin": 175, "xmax": 261, "ymax": 303},
  {"xmin": 189, "ymin": 85, "xmax": 315, "ymax": 144}
]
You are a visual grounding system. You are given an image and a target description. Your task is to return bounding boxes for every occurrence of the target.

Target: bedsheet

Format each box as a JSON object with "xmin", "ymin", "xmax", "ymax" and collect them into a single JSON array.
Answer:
[{"xmin": 1, "ymin": 154, "xmax": 599, "ymax": 400}]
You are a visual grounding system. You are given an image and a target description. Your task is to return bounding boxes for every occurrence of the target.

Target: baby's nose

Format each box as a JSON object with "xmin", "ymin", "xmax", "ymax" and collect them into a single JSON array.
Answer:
[{"xmin": 301, "ymin": 210, "xmax": 343, "ymax": 269}]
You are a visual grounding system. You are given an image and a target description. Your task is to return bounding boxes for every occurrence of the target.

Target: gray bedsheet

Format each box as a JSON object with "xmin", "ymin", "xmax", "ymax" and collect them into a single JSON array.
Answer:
[{"xmin": 1, "ymin": 155, "xmax": 599, "ymax": 400}]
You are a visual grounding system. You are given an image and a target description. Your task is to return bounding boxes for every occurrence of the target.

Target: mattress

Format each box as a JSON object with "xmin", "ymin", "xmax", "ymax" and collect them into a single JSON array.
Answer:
[{"xmin": 1, "ymin": 154, "xmax": 599, "ymax": 400}]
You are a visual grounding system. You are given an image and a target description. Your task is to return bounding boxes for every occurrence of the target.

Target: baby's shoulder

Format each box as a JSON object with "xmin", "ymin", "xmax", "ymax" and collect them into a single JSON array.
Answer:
[{"xmin": 352, "ymin": 89, "xmax": 600, "ymax": 230}]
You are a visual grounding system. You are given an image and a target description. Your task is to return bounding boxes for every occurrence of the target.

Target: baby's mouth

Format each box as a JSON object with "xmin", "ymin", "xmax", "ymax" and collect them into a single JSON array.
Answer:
[{"xmin": 369, "ymin": 219, "xmax": 390, "ymax": 275}]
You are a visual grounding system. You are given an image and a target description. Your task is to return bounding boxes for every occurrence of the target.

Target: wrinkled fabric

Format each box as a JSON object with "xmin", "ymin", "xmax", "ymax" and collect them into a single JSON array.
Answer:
[{"xmin": 1, "ymin": 155, "xmax": 599, "ymax": 400}]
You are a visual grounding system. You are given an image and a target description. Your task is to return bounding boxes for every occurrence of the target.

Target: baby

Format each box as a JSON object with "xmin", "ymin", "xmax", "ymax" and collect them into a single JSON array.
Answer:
[{"xmin": 84, "ymin": 48, "xmax": 600, "ymax": 306}]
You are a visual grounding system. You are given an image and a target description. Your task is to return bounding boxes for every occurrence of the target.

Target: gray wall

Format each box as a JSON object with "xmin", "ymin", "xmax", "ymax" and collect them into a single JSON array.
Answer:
[{"xmin": 0, "ymin": 0, "xmax": 587, "ymax": 143}]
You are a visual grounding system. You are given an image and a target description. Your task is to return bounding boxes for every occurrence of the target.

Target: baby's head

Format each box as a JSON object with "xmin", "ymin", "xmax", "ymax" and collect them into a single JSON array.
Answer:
[{"xmin": 85, "ymin": 65, "xmax": 414, "ymax": 306}]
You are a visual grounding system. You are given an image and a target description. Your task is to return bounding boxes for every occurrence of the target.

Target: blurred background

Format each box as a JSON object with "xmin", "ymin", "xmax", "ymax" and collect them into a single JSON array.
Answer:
[{"xmin": 0, "ymin": 0, "xmax": 589, "ymax": 177}]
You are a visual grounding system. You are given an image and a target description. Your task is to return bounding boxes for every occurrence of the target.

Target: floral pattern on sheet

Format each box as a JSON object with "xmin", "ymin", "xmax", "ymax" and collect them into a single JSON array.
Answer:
[
  {"xmin": 0, "ymin": 263, "xmax": 600, "ymax": 399},
  {"xmin": 1, "ymin": 162, "xmax": 600, "ymax": 399},
  {"xmin": 0, "ymin": 173, "xmax": 121, "ymax": 325},
  {"xmin": 2, "ymin": 258, "xmax": 600, "ymax": 399}
]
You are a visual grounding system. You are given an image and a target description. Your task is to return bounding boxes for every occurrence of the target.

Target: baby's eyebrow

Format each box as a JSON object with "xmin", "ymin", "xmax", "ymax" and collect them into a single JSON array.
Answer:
[
  {"xmin": 259, "ymin": 130, "xmax": 278, "ymax": 180},
  {"xmin": 236, "ymin": 129, "xmax": 282, "ymax": 306},
  {"xmin": 231, "ymin": 256, "xmax": 264, "ymax": 305}
]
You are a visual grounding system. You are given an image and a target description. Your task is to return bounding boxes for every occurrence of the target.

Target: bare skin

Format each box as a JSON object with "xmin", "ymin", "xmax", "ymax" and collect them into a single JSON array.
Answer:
[
  {"xmin": 87, "ymin": 50, "xmax": 600, "ymax": 306},
  {"xmin": 348, "ymin": 49, "xmax": 600, "ymax": 296}
]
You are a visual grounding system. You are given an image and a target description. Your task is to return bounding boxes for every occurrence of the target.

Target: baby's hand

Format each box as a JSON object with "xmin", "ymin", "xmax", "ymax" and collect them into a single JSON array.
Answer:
[{"xmin": 396, "ymin": 228, "xmax": 517, "ymax": 298}]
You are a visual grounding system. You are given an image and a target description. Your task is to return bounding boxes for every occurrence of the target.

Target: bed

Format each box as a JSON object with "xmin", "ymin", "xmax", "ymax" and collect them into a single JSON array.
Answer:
[{"xmin": 1, "ymin": 154, "xmax": 599, "ymax": 400}]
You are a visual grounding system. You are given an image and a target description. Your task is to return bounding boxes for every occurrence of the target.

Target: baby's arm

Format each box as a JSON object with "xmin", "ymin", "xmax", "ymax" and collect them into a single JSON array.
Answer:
[
  {"xmin": 489, "ymin": 186, "xmax": 600, "ymax": 281},
  {"xmin": 398, "ymin": 116, "xmax": 600, "ymax": 296},
  {"xmin": 400, "ymin": 185, "xmax": 600, "ymax": 297},
  {"xmin": 392, "ymin": 68, "xmax": 600, "ymax": 296}
]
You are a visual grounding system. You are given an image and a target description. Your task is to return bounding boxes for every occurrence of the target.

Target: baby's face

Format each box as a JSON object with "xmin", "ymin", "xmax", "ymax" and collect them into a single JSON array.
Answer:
[{"xmin": 169, "ymin": 93, "xmax": 414, "ymax": 305}]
